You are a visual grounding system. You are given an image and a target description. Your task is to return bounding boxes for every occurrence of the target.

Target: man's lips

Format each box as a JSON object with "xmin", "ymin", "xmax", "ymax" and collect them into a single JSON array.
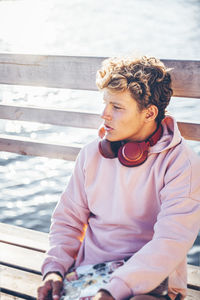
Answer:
[{"xmin": 104, "ymin": 124, "xmax": 114, "ymax": 131}]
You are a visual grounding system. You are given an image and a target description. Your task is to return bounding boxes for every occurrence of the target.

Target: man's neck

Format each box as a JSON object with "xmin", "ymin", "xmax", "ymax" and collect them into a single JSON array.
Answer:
[{"xmin": 137, "ymin": 121, "xmax": 158, "ymax": 142}]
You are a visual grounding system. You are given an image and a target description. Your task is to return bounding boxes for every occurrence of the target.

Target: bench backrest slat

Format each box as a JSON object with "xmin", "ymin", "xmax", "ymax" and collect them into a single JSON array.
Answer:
[
  {"xmin": 177, "ymin": 122, "xmax": 200, "ymax": 142},
  {"xmin": 0, "ymin": 134, "xmax": 81, "ymax": 160},
  {"xmin": 0, "ymin": 54, "xmax": 200, "ymax": 98},
  {"xmin": 1, "ymin": 104, "xmax": 200, "ymax": 141},
  {"xmin": 0, "ymin": 104, "xmax": 101, "ymax": 129},
  {"xmin": 0, "ymin": 121, "xmax": 199, "ymax": 161}
]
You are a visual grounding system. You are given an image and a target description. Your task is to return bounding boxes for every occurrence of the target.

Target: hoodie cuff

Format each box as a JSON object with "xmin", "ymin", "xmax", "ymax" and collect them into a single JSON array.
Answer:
[
  {"xmin": 104, "ymin": 277, "xmax": 132, "ymax": 300},
  {"xmin": 42, "ymin": 262, "xmax": 65, "ymax": 280}
]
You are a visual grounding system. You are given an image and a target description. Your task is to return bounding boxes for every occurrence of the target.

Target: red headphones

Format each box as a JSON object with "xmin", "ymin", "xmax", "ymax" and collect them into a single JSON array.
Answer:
[{"xmin": 99, "ymin": 125, "xmax": 163, "ymax": 167}]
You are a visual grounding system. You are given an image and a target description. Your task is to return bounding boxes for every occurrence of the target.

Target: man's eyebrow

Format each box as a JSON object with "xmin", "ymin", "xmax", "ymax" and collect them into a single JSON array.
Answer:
[
  {"xmin": 110, "ymin": 101, "xmax": 125, "ymax": 107},
  {"xmin": 103, "ymin": 99, "xmax": 125, "ymax": 107}
]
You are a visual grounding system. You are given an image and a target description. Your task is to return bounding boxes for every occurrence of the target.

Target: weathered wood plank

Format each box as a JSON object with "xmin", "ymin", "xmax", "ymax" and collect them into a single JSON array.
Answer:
[
  {"xmin": 0, "ymin": 104, "xmax": 101, "ymax": 129},
  {"xmin": 0, "ymin": 242, "xmax": 44, "ymax": 274},
  {"xmin": 0, "ymin": 222, "xmax": 48, "ymax": 252},
  {"xmin": 164, "ymin": 59, "xmax": 200, "ymax": 99},
  {"xmin": 1, "ymin": 265, "xmax": 42, "ymax": 299},
  {"xmin": 2, "ymin": 104, "xmax": 200, "ymax": 142},
  {"xmin": 1, "ymin": 104, "xmax": 200, "ymax": 141},
  {"xmin": 177, "ymin": 121, "xmax": 200, "ymax": 141},
  {"xmin": 0, "ymin": 53, "xmax": 103, "ymax": 91},
  {"xmin": 3, "ymin": 242, "xmax": 200, "ymax": 290},
  {"xmin": 0, "ymin": 54, "xmax": 200, "ymax": 98},
  {"xmin": 0, "ymin": 134, "xmax": 81, "ymax": 161},
  {"xmin": 0, "ymin": 293, "xmax": 24, "ymax": 300},
  {"xmin": 0, "ymin": 121, "xmax": 199, "ymax": 161},
  {"xmin": 186, "ymin": 289, "xmax": 200, "ymax": 300},
  {"xmin": 187, "ymin": 265, "xmax": 200, "ymax": 289},
  {"xmin": 1, "ymin": 265, "xmax": 199, "ymax": 300}
]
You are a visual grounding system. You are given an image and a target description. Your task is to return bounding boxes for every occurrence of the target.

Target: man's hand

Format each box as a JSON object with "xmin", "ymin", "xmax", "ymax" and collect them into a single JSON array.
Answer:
[
  {"xmin": 37, "ymin": 272, "xmax": 63, "ymax": 300},
  {"xmin": 93, "ymin": 290, "xmax": 115, "ymax": 300}
]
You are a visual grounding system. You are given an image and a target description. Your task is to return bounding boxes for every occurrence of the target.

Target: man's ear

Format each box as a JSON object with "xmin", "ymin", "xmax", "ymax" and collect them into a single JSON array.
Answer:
[{"xmin": 145, "ymin": 105, "xmax": 158, "ymax": 122}]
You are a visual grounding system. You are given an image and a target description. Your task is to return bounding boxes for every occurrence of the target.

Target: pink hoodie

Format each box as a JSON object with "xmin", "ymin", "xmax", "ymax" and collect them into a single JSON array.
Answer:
[{"xmin": 42, "ymin": 116, "xmax": 200, "ymax": 300}]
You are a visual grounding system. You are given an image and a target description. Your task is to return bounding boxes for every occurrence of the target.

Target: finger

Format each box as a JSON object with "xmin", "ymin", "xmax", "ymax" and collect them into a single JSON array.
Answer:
[
  {"xmin": 52, "ymin": 280, "xmax": 63, "ymax": 299},
  {"xmin": 37, "ymin": 281, "xmax": 52, "ymax": 300},
  {"xmin": 37, "ymin": 286, "xmax": 44, "ymax": 300}
]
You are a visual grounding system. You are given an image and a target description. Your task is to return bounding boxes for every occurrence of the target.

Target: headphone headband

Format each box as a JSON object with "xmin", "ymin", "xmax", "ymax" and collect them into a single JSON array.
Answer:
[{"xmin": 147, "ymin": 125, "xmax": 163, "ymax": 146}]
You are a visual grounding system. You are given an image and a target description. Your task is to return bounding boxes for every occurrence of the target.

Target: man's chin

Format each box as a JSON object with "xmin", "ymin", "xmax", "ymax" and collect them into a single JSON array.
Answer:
[{"xmin": 105, "ymin": 135, "xmax": 120, "ymax": 142}]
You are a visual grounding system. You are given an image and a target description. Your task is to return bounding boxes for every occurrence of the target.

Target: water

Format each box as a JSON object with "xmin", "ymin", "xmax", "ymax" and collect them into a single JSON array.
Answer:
[{"xmin": 0, "ymin": 0, "xmax": 200, "ymax": 266}]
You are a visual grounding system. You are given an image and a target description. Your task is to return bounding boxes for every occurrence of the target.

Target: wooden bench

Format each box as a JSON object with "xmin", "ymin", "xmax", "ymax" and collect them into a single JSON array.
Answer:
[
  {"xmin": 0, "ymin": 222, "xmax": 200, "ymax": 299},
  {"xmin": 0, "ymin": 54, "xmax": 200, "ymax": 299}
]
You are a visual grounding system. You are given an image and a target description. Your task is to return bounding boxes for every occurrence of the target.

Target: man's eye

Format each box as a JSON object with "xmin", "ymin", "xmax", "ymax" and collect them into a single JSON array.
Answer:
[{"xmin": 113, "ymin": 105, "xmax": 122, "ymax": 110}]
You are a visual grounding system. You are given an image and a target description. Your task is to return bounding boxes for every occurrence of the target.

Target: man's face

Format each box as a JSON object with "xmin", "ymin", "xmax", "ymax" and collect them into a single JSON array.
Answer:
[{"xmin": 101, "ymin": 89, "xmax": 148, "ymax": 142}]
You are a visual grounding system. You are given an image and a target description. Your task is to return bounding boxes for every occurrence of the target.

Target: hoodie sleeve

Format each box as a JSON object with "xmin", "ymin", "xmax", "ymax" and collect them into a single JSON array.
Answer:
[
  {"xmin": 41, "ymin": 148, "xmax": 90, "ymax": 278},
  {"xmin": 104, "ymin": 145, "xmax": 200, "ymax": 299}
]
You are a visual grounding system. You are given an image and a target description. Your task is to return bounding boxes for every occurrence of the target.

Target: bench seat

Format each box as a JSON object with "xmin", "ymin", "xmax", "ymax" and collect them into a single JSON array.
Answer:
[{"xmin": 0, "ymin": 222, "xmax": 199, "ymax": 300}]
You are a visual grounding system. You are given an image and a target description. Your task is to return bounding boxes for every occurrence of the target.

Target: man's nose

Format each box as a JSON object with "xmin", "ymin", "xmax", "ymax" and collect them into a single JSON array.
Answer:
[{"xmin": 101, "ymin": 105, "xmax": 112, "ymax": 120}]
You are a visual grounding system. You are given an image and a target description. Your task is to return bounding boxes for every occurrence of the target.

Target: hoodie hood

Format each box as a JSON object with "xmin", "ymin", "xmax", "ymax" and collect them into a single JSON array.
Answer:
[{"xmin": 150, "ymin": 115, "xmax": 182, "ymax": 154}]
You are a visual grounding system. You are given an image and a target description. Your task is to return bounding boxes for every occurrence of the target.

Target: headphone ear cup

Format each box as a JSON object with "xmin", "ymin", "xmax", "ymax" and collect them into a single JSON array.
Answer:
[
  {"xmin": 118, "ymin": 142, "xmax": 149, "ymax": 167},
  {"xmin": 99, "ymin": 139, "xmax": 117, "ymax": 158},
  {"xmin": 99, "ymin": 140, "xmax": 122, "ymax": 159}
]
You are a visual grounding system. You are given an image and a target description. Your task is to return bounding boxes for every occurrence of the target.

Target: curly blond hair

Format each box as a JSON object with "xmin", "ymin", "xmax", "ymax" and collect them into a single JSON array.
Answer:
[{"xmin": 96, "ymin": 55, "xmax": 173, "ymax": 124}]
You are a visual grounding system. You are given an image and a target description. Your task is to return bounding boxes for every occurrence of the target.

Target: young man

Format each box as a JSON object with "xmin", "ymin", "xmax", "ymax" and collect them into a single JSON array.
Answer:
[{"xmin": 37, "ymin": 56, "xmax": 200, "ymax": 300}]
